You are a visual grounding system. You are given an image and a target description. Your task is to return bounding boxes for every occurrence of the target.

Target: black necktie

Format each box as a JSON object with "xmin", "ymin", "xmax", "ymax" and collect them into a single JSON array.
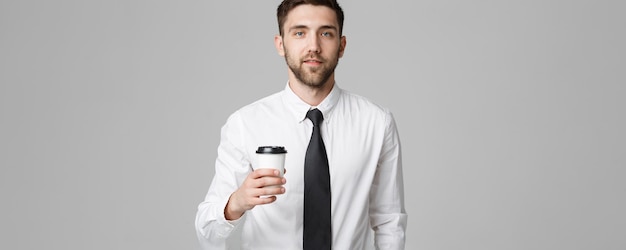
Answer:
[{"xmin": 304, "ymin": 108, "xmax": 332, "ymax": 250}]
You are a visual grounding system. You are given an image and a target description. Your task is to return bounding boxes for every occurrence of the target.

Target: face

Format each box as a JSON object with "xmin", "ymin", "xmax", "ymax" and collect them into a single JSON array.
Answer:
[{"xmin": 275, "ymin": 5, "xmax": 346, "ymax": 88}]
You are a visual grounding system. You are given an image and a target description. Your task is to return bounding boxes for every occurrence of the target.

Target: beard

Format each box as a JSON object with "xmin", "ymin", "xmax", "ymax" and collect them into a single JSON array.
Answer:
[{"xmin": 284, "ymin": 48, "xmax": 340, "ymax": 88}]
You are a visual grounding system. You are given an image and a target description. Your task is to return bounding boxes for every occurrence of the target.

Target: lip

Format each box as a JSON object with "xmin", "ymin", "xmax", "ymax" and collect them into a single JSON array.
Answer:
[{"xmin": 303, "ymin": 58, "xmax": 323, "ymax": 66}]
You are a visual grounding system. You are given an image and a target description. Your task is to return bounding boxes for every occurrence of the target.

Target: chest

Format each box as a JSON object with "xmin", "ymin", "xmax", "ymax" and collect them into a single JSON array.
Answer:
[{"xmin": 244, "ymin": 118, "xmax": 385, "ymax": 192}]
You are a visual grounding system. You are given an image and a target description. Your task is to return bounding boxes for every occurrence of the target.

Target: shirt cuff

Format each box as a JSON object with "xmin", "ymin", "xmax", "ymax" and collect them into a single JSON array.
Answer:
[{"xmin": 214, "ymin": 196, "xmax": 245, "ymax": 238}]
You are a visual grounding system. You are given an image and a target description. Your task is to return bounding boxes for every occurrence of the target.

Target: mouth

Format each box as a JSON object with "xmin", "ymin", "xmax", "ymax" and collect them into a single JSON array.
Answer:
[{"xmin": 303, "ymin": 58, "xmax": 323, "ymax": 66}]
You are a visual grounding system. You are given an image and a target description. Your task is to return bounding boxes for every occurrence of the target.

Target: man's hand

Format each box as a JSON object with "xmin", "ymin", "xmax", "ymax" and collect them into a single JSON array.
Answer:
[{"xmin": 225, "ymin": 168, "xmax": 286, "ymax": 220}]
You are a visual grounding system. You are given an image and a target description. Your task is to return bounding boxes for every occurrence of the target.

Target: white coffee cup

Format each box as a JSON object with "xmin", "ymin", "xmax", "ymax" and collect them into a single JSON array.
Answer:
[{"xmin": 256, "ymin": 146, "xmax": 287, "ymax": 176}]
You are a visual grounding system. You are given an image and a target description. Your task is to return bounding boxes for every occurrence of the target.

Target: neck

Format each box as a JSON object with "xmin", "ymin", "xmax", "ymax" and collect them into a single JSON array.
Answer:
[{"xmin": 288, "ymin": 77, "xmax": 335, "ymax": 107}]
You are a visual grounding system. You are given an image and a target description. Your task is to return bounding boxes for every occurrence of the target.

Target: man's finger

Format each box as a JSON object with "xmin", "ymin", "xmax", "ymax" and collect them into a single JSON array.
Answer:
[
  {"xmin": 252, "ymin": 176, "xmax": 284, "ymax": 188},
  {"xmin": 250, "ymin": 168, "xmax": 281, "ymax": 179}
]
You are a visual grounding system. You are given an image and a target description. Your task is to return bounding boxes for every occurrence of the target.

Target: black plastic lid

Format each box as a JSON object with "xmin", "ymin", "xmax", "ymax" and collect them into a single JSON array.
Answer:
[{"xmin": 256, "ymin": 146, "xmax": 287, "ymax": 154}]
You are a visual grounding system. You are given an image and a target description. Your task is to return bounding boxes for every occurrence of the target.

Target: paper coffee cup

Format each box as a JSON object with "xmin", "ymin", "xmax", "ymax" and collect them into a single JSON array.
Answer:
[{"xmin": 256, "ymin": 146, "xmax": 287, "ymax": 176}]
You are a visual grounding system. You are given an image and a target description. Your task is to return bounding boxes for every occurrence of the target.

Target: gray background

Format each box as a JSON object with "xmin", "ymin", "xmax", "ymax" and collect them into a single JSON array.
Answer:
[{"xmin": 1, "ymin": 0, "xmax": 624, "ymax": 249}]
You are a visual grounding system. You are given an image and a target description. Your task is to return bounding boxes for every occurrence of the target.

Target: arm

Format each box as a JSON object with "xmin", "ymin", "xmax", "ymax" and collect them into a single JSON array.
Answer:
[
  {"xmin": 195, "ymin": 112, "xmax": 251, "ymax": 249},
  {"xmin": 195, "ymin": 112, "xmax": 286, "ymax": 249},
  {"xmin": 369, "ymin": 112, "xmax": 408, "ymax": 250}
]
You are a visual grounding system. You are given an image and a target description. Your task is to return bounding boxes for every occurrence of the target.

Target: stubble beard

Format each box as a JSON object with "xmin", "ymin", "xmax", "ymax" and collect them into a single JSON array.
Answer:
[{"xmin": 284, "ymin": 49, "xmax": 340, "ymax": 89}]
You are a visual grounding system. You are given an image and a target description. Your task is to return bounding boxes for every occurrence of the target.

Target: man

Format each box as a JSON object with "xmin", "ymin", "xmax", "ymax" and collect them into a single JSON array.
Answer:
[{"xmin": 195, "ymin": 0, "xmax": 407, "ymax": 249}]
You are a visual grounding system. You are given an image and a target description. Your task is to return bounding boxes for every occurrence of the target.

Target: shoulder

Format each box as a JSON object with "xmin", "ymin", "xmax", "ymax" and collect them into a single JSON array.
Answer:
[
  {"xmin": 229, "ymin": 91, "xmax": 283, "ymax": 120},
  {"xmin": 338, "ymin": 88, "xmax": 393, "ymax": 119}
]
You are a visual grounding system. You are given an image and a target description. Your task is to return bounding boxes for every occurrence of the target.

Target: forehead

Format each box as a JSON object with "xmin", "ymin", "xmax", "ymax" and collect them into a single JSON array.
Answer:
[{"xmin": 284, "ymin": 4, "xmax": 338, "ymax": 29}]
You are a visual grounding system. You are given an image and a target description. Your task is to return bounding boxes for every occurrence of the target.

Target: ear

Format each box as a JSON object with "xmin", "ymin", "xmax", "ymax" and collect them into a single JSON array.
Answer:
[
  {"xmin": 338, "ymin": 35, "xmax": 347, "ymax": 58},
  {"xmin": 275, "ymin": 35, "xmax": 285, "ymax": 57}
]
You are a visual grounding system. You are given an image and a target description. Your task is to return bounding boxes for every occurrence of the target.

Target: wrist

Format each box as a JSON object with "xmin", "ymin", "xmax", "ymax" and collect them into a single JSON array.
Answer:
[{"xmin": 224, "ymin": 194, "xmax": 244, "ymax": 220}]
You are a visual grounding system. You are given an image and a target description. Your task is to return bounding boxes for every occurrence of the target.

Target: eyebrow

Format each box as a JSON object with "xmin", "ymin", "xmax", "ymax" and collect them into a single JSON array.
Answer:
[{"xmin": 288, "ymin": 25, "xmax": 338, "ymax": 32}]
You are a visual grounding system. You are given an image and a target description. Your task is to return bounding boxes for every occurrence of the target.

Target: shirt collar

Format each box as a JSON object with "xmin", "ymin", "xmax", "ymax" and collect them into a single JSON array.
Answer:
[{"xmin": 282, "ymin": 82, "xmax": 341, "ymax": 124}]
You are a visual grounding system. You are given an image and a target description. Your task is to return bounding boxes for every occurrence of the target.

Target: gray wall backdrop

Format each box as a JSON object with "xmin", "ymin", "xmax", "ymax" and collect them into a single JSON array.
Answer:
[{"xmin": 1, "ymin": 0, "xmax": 624, "ymax": 249}]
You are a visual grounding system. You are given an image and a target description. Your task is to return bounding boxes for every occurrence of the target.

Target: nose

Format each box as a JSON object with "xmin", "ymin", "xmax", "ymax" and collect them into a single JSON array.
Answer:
[{"xmin": 307, "ymin": 35, "xmax": 321, "ymax": 54}]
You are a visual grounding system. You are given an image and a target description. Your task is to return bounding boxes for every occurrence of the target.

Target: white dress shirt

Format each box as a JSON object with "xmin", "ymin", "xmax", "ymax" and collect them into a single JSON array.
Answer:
[{"xmin": 196, "ymin": 84, "xmax": 407, "ymax": 250}]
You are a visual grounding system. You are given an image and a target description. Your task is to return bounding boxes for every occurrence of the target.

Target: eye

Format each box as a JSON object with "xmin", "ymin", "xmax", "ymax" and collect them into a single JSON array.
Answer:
[
  {"xmin": 321, "ymin": 32, "xmax": 332, "ymax": 37},
  {"xmin": 294, "ymin": 31, "xmax": 304, "ymax": 37}
]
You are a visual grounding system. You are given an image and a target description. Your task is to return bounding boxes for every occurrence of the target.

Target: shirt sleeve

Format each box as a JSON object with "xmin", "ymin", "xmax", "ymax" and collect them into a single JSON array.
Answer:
[
  {"xmin": 195, "ymin": 112, "xmax": 251, "ymax": 249},
  {"xmin": 369, "ymin": 111, "xmax": 408, "ymax": 250}
]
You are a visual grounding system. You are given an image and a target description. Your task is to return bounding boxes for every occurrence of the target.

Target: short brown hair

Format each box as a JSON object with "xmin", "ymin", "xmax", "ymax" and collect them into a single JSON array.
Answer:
[{"xmin": 277, "ymin": 0, "xmax": 345, "ymax": 36}]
